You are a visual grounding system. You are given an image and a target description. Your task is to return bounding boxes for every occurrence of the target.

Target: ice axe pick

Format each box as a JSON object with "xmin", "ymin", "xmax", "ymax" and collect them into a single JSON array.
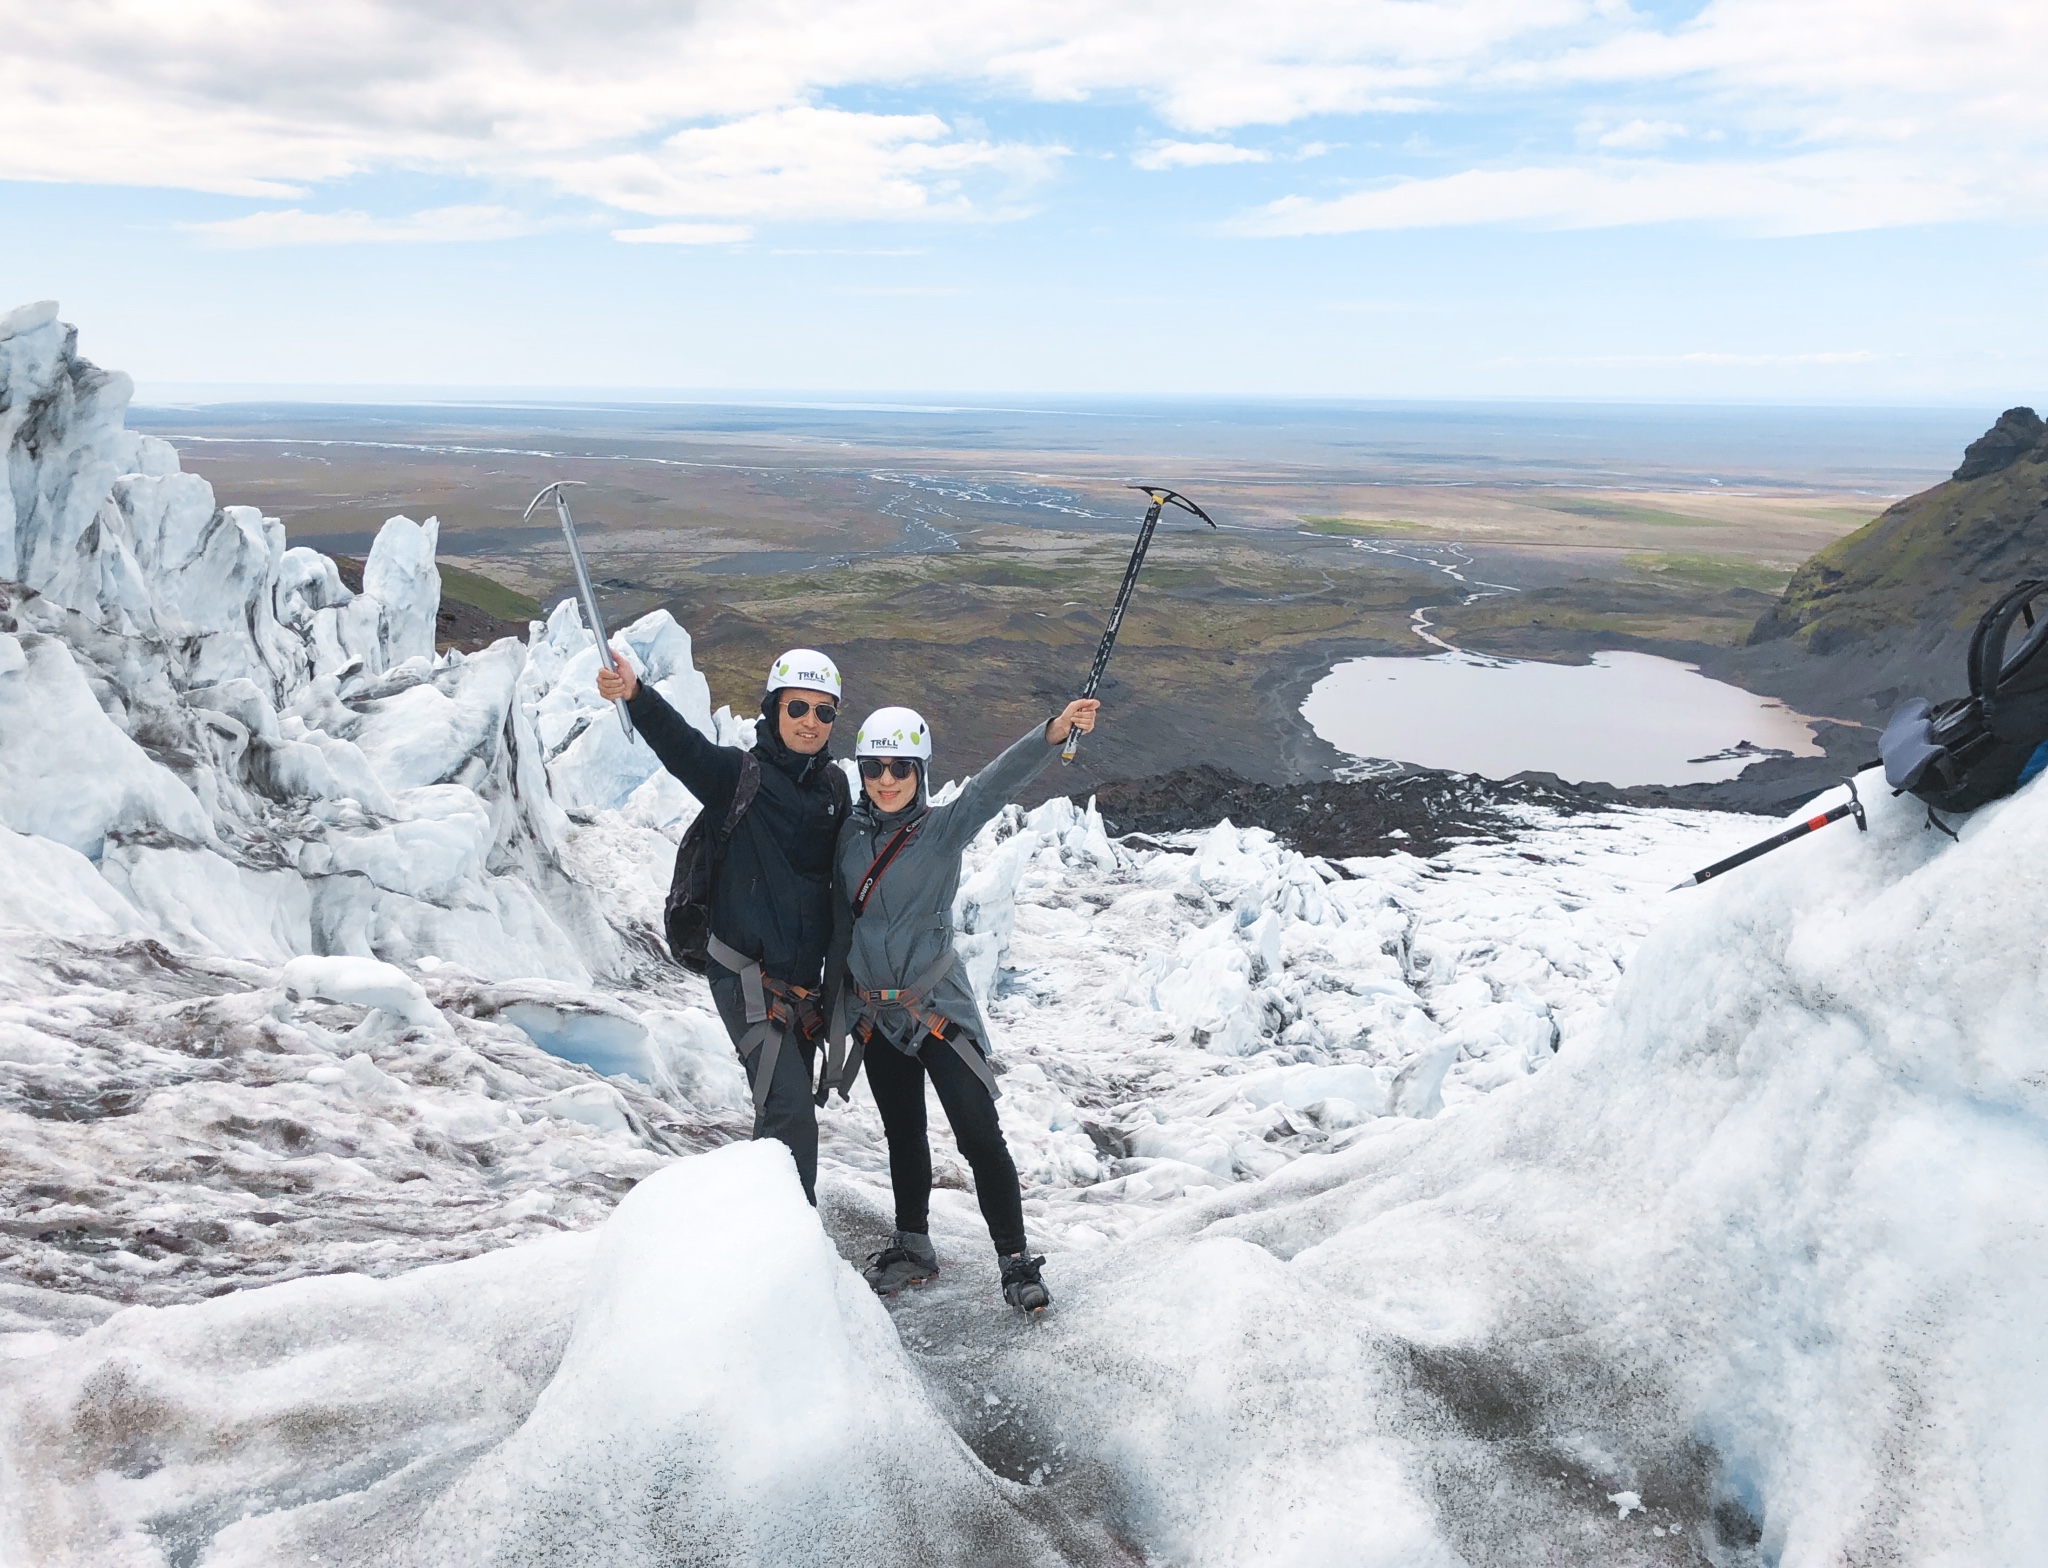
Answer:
[
  {"xmin": 523, "ymin": 480, "xmax": 634, "ymax": 741},
  {"xmin": 1062, "ymin": 485, "xmax": 1217, "ymax": 764}
]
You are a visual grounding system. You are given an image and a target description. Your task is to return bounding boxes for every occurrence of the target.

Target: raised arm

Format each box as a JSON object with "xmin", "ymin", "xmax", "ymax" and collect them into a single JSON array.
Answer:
[
  {"xmin": 926, "ymin": 699, "xmax": 1100, "ymax": 855},
  {"xmin": 601, "ymin": 657, "xmax": 743, "ymax": 813}
]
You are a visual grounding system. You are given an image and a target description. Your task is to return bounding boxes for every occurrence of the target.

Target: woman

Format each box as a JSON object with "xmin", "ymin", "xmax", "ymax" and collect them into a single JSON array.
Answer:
[
  {"xmin": 597, "ymin": 647, "xmax": 850, "ymax": 1204},
  {"xmin": 824, "ymin": 697, "xmax": 1099, "ymax": 1313}
]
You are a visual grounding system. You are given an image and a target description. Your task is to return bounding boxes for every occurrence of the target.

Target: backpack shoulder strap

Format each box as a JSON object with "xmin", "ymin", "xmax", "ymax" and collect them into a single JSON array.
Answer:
[
  {"xmin": 1970, "ymin": 579, "xmax": 2048, "ymax": 714},
  {"xmin": 720, "ymin": 750, "xmax": 762, "ymax": 838}
]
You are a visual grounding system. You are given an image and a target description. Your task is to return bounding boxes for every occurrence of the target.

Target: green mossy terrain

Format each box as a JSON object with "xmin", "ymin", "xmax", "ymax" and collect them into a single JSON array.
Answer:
[
  {"xmin": 438, "ymin": 563, "xmax": 543, "ymax": 623},
  {"xmin": 1539, "ymin": 498, "xmax": 1719, "ymax": 529},
  {"xmin": 1622, "ymin": 553, "xmax": 1798, "ymax": 594},
  {"xmin": 334, "ymin": 555, "xmax": 541, "ymax": 653}
]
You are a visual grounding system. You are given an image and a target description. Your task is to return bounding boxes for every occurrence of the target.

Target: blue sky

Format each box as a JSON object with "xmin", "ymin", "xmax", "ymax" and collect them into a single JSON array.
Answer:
[{"xmin": 3, "ymin": 0, "xmax": 2043, "ymax": 401}]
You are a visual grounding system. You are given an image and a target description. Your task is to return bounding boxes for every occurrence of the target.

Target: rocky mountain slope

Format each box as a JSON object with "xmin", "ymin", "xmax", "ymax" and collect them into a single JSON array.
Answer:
[{"xmin": 1742, "ymin": 405, "xmax": 2048, "ymax": 721}]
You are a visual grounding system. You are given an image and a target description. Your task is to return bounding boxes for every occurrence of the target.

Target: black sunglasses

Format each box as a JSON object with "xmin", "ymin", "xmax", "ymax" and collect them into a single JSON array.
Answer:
[
  {"xmin": 781, "ymin": 698, "xmax": 837, "ymax": 723},
  {"xmin": 859, "ymin": 758, "xmax": 918, "ymax": 780}
]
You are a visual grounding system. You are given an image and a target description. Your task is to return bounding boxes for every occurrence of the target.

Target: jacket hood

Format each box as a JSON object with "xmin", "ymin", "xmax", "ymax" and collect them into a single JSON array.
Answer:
[{"xmin": 754, "ymin": 693, "xmax": 836, "ymax": 787}]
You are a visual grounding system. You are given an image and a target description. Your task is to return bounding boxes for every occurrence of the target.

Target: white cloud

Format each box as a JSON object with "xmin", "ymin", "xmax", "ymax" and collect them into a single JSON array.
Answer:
[
  {"xmin": 1240, "ymin": 153, "xmax": 1990, "ymax": 237},
  {"xmin": 545, "ymin": 107, "xmax": 1063, "ymax": 221},
  {"xmin": 612, "ymin": 223, "xmax": 756, "ymax": 245},
  {"xmin": 0, "ymin": 0, "xmax": 2044, "ymax": 240},
  {"xmin": 1597, "ymin": 118, "xmax": 1685, "ymax": 150},
  {"xmin": 182, "ymin": 206, "xmax": 532, "ymax": 248},
  {"xmin": 1134, "ymin": 141, "xmax": 1270, "ymax": 171}
]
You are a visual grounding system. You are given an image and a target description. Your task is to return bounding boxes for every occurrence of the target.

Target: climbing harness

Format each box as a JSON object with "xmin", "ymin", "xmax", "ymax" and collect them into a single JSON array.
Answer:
[
  {"xmin": 820, "ymin": 948, "xmax": 1001, "ymax": 1106},
  {"xmin": 706, "ymin": 933, "xmax": 826, "ymax": 1114}
]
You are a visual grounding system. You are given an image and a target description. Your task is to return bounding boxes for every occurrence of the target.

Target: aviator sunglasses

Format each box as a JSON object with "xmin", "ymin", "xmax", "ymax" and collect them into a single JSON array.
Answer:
[
  {"xmin": 781, "ymin": 698, "xmax": 837, "ymax": 723},
  {"xmin": 859, "ymin": 758, "xmax": 918, "ymax": 780}
]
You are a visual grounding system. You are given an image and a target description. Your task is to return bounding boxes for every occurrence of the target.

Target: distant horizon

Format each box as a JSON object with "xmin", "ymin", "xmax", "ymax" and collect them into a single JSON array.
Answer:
[
  {"xmin": 127, "ymin": 386, "xmax": 1994, "ymax": 497},
  {"xmin": 128, "ymin": 385, "xmax": 2022, "ymax": 415}
]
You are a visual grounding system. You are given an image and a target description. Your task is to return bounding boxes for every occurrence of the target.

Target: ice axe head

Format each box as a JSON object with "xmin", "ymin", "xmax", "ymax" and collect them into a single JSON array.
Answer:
[
  {"xmin": 520, "ymin": 479, "xmax": 587, "ymax": 523},
  {"xmin": 1127, "ymin": 484, "xmax": 1218, "ymax": 528}
]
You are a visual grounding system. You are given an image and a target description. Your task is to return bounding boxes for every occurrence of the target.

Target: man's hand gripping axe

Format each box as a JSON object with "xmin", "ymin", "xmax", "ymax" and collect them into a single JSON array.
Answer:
[
  {"xmin": 524, "ymin": 480, "xmax": 634, "ymax": 741},
  {"xmin": 1062, "ymin": 485, "xmax": 1217, "ymax": 764}
]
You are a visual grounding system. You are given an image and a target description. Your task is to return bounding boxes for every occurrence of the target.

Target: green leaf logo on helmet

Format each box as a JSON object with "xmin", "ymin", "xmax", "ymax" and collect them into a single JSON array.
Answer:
[
  {"xmin": 856, "ymin": 705, "xmax": 933, "ymax": 761},
  {"xmin": 764, "ymin": 648, "xmax": 842, "ymax": 700}
]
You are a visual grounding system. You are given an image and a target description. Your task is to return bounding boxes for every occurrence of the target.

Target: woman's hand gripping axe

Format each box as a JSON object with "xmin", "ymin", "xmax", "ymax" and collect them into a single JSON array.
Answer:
[
  {"xmin": 1062, "ymin": 485, "xmax": 1217, "ymax": 764},
  {"xmin": 524, "ymin": 480, "xmax": 634, "ymax": 741}
]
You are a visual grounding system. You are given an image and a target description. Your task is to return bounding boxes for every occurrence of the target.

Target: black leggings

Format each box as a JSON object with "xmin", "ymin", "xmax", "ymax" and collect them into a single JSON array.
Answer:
[{"xmin": 863, "ymin": 1034, "xmax": 1027, "ymax": 1256}]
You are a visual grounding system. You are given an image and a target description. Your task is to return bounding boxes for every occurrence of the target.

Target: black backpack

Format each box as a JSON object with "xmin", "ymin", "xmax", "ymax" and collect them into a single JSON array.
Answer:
[
  {"xmin": 1880, "ymin": 579, "xmax": 2048, "ymax": 817},
  {"xmin": 663, "ymin": 752, "xmax": 762, "ymax": 972}
]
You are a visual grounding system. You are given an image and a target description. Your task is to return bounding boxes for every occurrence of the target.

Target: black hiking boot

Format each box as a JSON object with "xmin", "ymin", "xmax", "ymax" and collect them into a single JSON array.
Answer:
[
  {"xmin": 863, "ymin": 1232, "xmax": 939, "ymax": 1294},
  {"xmin": 1000, "ymin": 1251, "xmax": 1050, "ymax": 1313}
]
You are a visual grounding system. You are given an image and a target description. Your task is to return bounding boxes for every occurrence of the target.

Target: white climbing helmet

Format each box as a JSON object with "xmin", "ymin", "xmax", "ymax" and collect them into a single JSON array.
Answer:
[
  {"xmin": 765, "ymin": 648, "xmax": 842, "ymax": 700},
  {"xmin": 855, "ymin": 706, "xmax": 932, "ymax": 761}
]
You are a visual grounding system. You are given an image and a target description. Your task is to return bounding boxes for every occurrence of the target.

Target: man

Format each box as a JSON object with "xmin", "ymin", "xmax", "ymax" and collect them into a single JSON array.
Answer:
[{"xmin": 597, "ymin": 647, "xmax": 849, "ymax": 1201}]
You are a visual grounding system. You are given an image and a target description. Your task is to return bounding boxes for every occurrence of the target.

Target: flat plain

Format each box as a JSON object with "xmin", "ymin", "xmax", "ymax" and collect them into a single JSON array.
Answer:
[{"xmin": 133, "ymin": 397, "xmax": 1982, "ymax": 792}]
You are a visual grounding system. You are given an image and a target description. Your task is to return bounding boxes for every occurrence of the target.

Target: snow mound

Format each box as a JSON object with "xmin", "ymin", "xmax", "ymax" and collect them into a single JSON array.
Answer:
[{"xmin": 4, "ymin": 1146, "xmax": 1085, "ymax": 1568}]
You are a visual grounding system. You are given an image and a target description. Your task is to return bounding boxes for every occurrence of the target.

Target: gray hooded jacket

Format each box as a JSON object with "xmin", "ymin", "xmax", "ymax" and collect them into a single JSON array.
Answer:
[{"xmin": 827, "ymin": 720, "xmax": 1057, "ymax": 1066}]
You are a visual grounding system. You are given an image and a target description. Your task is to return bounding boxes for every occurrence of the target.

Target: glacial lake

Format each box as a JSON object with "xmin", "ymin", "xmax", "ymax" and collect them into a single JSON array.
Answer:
[{"xmin": 1301, "ymin": 649, "xmax": 1822, "ymax": 786}]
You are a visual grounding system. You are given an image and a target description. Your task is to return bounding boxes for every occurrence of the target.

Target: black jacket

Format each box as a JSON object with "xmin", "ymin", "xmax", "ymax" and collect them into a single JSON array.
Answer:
[{"xmin": 626, "ymin": 684, "xmax": 849, "ymax": 987}]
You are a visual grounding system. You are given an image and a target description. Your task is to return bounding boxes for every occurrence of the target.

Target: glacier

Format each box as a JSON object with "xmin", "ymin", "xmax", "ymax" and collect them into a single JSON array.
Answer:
[{"xmin": 0, "ymin": 301, "xmax": 2039, "ymax": 1566}]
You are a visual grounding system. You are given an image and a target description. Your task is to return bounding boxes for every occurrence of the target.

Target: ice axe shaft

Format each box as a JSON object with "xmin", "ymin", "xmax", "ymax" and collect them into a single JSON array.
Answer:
[
  {"xmin": 523, "ymin": 480, "xmax": 634, "ymax": 741},
  {"xmin": 1672, "ymin": 777, "xmax": 1865, "ymax": 890},
  {"xmin": 1062, "ymin": 485, "xmax": 1216, "ymax": 764}
]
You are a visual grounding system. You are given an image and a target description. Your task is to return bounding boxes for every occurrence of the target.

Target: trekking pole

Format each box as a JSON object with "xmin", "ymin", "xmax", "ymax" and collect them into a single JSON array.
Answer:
[
  {"xmin": 1062, "ymin": 485, "xmax": 1217, "ymax": 764},
  {"xmin": 523, "ymin": 480, "xmax": 634, "ymax": 741},
  {"xmin": 1671, "ymin": 777, "xmax": 1865, "ymax": 890}
]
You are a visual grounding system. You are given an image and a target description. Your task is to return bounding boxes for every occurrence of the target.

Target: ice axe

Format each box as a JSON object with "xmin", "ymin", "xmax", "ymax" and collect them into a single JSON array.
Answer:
[
  {"xmin": 523, "ymin": 480, "xmax": 634, "ymax": 741},
  {"xmin": 1062, "ymin": 485, "xmax": 1217, "ymax": 764},
  {"xmin": 1671, "ymin": 776, "xmax": 1865, "ymax": 890}
]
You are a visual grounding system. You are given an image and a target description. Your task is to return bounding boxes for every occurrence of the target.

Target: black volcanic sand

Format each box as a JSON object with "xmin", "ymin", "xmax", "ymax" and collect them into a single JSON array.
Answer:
[
  {"xmin": 1085, "ymin": 738, "xmax": 1883, "ymax": 866},
  {"xmin": 1091, "ymin": 763, "xmax": 1612, "ymax": 861}
]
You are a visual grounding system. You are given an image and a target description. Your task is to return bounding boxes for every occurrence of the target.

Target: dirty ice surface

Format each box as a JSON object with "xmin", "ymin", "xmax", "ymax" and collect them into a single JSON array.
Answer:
[{"xmin": 2, "ymin": 301, "xmax": 2042, "ymax": 1567}]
